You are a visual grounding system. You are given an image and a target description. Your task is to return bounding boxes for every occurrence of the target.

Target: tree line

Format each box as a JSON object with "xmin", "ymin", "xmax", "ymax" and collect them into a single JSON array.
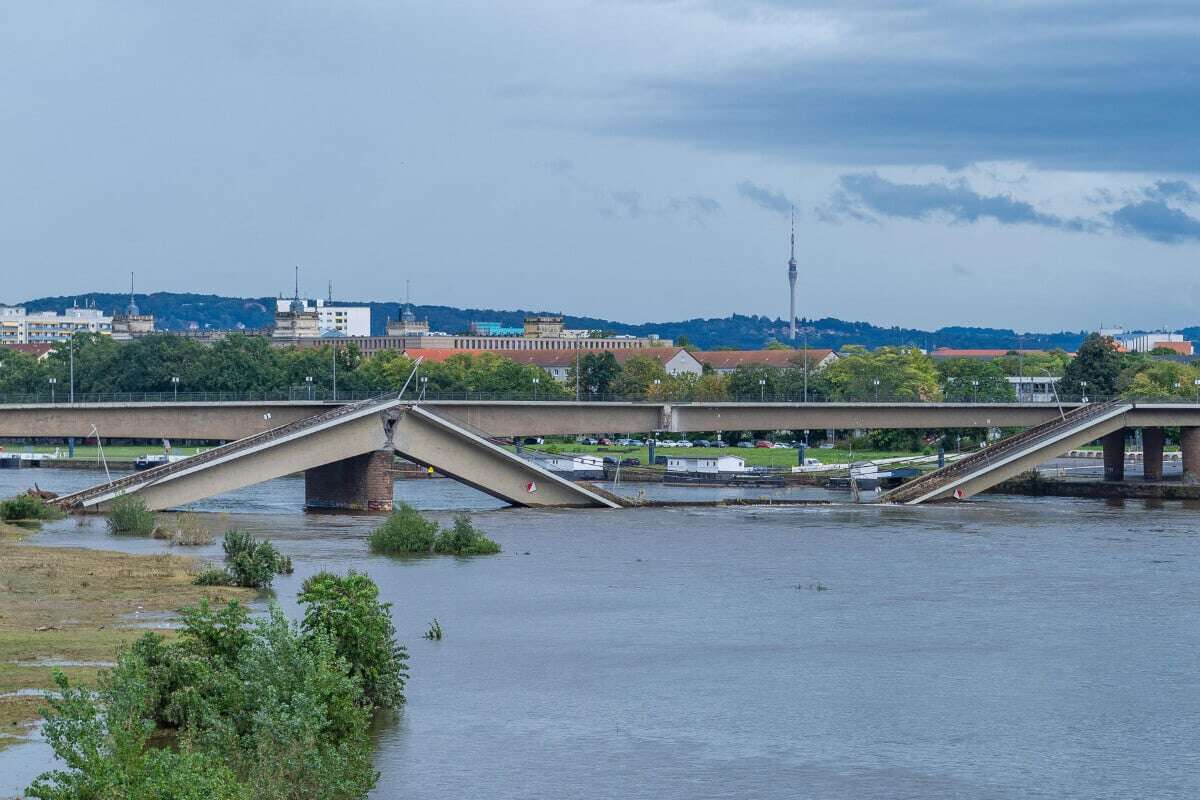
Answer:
[{"xmin": 0, "ymin": 331, "xmax": 1193, "ymax": 402}]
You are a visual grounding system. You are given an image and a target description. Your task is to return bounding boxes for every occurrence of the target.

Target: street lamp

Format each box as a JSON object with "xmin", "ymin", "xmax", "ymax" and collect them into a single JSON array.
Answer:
[
  {"xmin": 759, "ymin": 378, "xmax": 767, "ymax": 402},
  {"xmin": 171, "ymin": 376, "xmax": 180, "ymax": 401},
  {"xmin": 872, "ymin": 378, "xmax": 881, "ymax": 402},
  {"xmin": 1194, "ymin": 378, "xmax": 1200, "ymax": 403},
  {"xmin": 532, "ymin": 376, "xmax": 540, "ymax": 401},
  {"xmin": 970, "ymin": 379, "xmax": 980, "ymax": 403},
  {"xmin": 305, "ymin": 375, "xmax": 313, "ymax": 401},
  {"xmin": 48, "ymin": 377, "xmax": 57, "ymax": 404},
  {"xmin": 1080, "ymin": 380, "xmax": 1088, "ymax": 403},
  {"xmin": 419, "ymin": 375, "xmax": 429, "ymax": 401}
]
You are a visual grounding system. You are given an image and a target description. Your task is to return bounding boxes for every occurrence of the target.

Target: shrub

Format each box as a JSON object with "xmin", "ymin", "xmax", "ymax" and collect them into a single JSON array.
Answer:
[
  {"xmin": 29, "ymin": 597, "xmax": 378, "ymax": 800},
  {"xmin": 194, "ymin": 567, "xmax": 234, "ymax": 586},
  {"xmin": 106, "ymin": 494, "xmax": 157, "ymax": 535},
  {"xmin": 299, "ymin": 570, "xmax": 409, "ymax": 709},
  {"xmin": 0, "ymin": 494, "xmax": 65, "ymax": 521},
  {"xmin": 368, "ymin": 503, "xmax": 439, "ymax": 555},
  {"xmin": 434, "ymin": 514, "xmax": 501, "ymax": 556},
  {"xmin": 423, "ymin": 618, "xmax": 443, "ymax": 641},
  {"xmin": 222, "ymin": 530, "xmax": 289, "ymax": 589}
]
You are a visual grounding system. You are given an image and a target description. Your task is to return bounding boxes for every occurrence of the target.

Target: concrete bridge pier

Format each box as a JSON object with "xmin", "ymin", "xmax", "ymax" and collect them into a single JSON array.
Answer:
[
  {"xmin": 304, "ymin": 449, "xmax": 395, "ymax": 511},
  {"xmin": 1102, "ymin": 430, "xmax": 1126, "ymax": 482},
  {"xmin": 1142, "ymin": 428, "xmax": 1164, "ymax": 482},
  {"xmin": 1182, "ymin": 427, "xmax": 1200, "ymax": 485}
]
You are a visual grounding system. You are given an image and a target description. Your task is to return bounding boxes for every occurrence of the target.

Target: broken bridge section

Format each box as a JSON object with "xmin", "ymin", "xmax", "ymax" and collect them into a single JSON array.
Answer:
[
  {"xmin": 391, "ymin": 405, "xmax": 621, "ymax": 509},
  {"xmin": 52, "ymin": 398, "xmax": 621, "ymax": 512}
]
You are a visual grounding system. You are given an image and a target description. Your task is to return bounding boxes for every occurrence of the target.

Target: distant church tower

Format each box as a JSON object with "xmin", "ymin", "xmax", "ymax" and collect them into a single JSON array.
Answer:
[{"xmin": 788, "ymin": 209, "xmax": 798, "ymax": 340}]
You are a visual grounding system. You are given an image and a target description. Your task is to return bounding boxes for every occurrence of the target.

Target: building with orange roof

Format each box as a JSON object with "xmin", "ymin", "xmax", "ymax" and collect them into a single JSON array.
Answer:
[{"xmin": 696, "ymin": 349, "xmax": 838, "ymax": 375}]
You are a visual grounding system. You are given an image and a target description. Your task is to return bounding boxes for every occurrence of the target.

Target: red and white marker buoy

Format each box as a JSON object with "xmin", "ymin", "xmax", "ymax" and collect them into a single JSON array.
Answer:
[
  {"xmin": 953, "ymin": 488, "xmax": 965, "ymax": 500},
  {"xmin": 526, "ymin": 481, "xmax": 537, "ymax": 493}
]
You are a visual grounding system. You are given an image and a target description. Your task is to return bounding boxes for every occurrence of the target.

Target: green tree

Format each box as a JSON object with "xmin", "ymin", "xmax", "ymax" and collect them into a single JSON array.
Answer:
[
  {"xmin": 299, "ymin": 571, "xmax": 410, "ymax": 709},
  {"xmin": 1060, "ymin": 333, "xmax": 1123, "ymax": 400},
  {"xmin": 567, "ymin": 352, "xmax": 620, "ymax": 396},
  {"xmin": 1126, "ymin": 360, "xmax": 1200, "ymax": 399},
  {"xmin": 936, "ymin": 358, "xmax": 1016, "ymax": 402},
  {"xmin": 611, "ymin": 355, "xmax": 668, "ymax": 397},
  {"xmin": 822, "ymin": 346, "xmax": 941, "ymax": 402}
]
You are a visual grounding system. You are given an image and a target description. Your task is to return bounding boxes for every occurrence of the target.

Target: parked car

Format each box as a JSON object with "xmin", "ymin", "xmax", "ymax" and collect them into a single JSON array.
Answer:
[
  {"xmin": 694, "ymin": 439, "xmax": 711, "ymax": 448},
  {"xmin": 627, "ymin": 439, "xmax": 643, "ymax": 447},
  {"xmin": 602, "ymin": 456, "xmax": 617, "ymax": 465},
  {"xmin": 619, "ymin": 458, "xmax": 641, "ymax": 467},
  {"xmin": 579, "ymin": 437, "xmax": 598, "ymax": 445},
  {"xmin": 598, "ymin": 438, "xmax": 613, "ymax": 446},
  {"xmin": 754, "ymin": 440, "xmax": 773, "ymax": 448},
  {"xmin": 714, "ymin": 440, "xmax": 727, "ymax": 448},
  {"xmin": 771, "ymin": 442, "xmax": 789, "ymax": 449},
  {"xmin": 736, "ymin": 441, "xmax": 755, "ymax": 448},
  {"xmin": 523, "ymin": 437, "xmax": 544, "ymax": 445},
  {"xmin": 675, "ymin": 440, "xmax": 693, "ymax": 448}
]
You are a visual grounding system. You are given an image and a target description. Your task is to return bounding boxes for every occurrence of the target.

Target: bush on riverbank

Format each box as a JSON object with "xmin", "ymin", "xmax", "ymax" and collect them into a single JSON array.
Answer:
[
  {"xmin": 368, "ymin": 502, "xmax": 440, "ymax": 554},
  {"xmin": 192, "ymin": 530, "xmax": 293, "ymax": 589},
  {"xmin": 106, "ymin": 494, "xmax": 157, "ymax": 535},
  {"xmin": 299, "ymin": 570, "xmax": 409, "ymax": 708},
  {"xmin": 369, "ymin": 504, "xmax": 500, "ymax": 556},
  {"xmin": 434, "ymin": 514, "xmax": 501, "ymax": 555},
  {"xmin": 0, "ymin": 493, "xmax": 65, "ymax": 522},
  {"xmin": 29, "ymin": 575, "xmax": 405, "ymax": 800}
]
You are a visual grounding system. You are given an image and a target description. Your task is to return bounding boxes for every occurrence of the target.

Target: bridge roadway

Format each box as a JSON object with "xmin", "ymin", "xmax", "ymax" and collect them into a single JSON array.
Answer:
[{"xmin": 0, "ymin": 399, "xmax": 1149, "ymax": 441}]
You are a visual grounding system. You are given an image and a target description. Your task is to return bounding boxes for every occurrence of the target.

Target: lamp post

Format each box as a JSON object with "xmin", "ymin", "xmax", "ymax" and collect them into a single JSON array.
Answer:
[
  {"xmin": 171, "ymin": 376, "xmax": 179, "ymax": 401},
  {"xmin": 305, "ymin": 376, "xmax": 313, "ymax": 401},
  {"xmin": 1080, "ymin": 380, "xmax": 1088, "ymax": 403},
  {"xmin": 48, "ymin": 377, "xmax": 56, "ymax": 404},
  {"xmin": 68, "ymin": 336, "xmax": 74, "ymax": 404},
  {"xmin": 419, "ymin": 375, "xmax": 428, "ymax": 401},
  {"xmin": 532, "ymin": 376, "xmax": 539, "ymax": 401},
  {"xmin": 1194, "ymin": 378, "xmax": 1200, "ymax": 403},
  {"xmin": 759, "ymin": 378, "xmax": 767, "ymax": 402},
  {"xmin": 872, "ymin": 378, "xmax": 880, "ymax": 402},
  {"xmin": 947, "ymin": 376, "xmax": 957, "ymax": 401},
  {"xmin": 970, "ymin": 379, "xmax": 979, "ymax": 403}
]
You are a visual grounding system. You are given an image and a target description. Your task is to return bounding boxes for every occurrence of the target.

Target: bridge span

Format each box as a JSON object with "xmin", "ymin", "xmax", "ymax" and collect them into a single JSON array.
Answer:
[
  {"xmin": 12, "ymin": 398, "xmax": 1200, "ymax": 510},
  {"xmin": 0, "ymin": 399, "xmax": 1105, "ymax": 442}
]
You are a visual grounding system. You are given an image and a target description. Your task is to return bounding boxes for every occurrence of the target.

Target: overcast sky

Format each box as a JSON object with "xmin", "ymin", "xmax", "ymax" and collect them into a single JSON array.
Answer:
[{"xmin": 2, "ymin": 1, "xmax": 1199, "ymax": 331}]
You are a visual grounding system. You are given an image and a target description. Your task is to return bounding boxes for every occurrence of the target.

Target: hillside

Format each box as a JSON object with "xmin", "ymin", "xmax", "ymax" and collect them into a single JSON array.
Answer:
[{"xmin": 10, "ymin": 291, "xmax": 1126, "ymax": 352}]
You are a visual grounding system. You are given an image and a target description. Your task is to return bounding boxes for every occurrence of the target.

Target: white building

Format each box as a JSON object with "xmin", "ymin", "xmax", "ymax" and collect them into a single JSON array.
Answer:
[
  {"xmin": 0, "ymin": 306, "xmax": 113, "ymax": 343},
  {"xmin": 538, "ymin": 453, "xmax": 606, "ymax": 477},
  {"xmin": 275, "ymin": 299, "xmax": 370, "ymax": 337},
  {"xmin": 1007, "ymin": 376, "xmax": 1061, "ymax": 403},
  {"xmin": 666, "ymin": 455, "xmax": 748, "ymax": 474}
]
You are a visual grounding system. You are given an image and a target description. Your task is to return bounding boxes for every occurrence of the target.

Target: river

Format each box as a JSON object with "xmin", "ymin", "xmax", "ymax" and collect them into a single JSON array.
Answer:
[{"xmin": 2, "ymin": 468, "xmax": 1198, "ymax": 799}]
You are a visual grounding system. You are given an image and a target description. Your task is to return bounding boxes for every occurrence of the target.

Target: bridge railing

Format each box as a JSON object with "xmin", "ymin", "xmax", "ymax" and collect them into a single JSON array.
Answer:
[{"xmin": 1, "ymin": 390, "xmax": 1197, "ymax": 406}]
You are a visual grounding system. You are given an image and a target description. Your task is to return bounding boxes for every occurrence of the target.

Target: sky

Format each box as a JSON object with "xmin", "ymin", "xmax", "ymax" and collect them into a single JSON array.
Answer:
[{"xmin": 1, "ymin": 1, "xmax": 1199, "ymax": 331}]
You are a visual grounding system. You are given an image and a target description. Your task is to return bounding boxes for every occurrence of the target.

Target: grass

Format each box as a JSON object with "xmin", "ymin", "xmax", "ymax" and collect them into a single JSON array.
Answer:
[
  {"xmin": 519, "ymin": 443, "xmax": 926, "ymax": 468},
  {"xmin": 0, "ymin": 521, "xmax": 253, "ymax": 746},
  {"xmin": 3, "ymin": 444, "xmax": 208, "ymax": 461}
]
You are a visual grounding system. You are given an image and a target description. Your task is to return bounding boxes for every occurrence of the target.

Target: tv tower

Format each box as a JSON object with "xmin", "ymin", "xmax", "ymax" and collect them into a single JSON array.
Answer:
[{"xmin": 788, "ymin": 208, "xmax": 797, "ymax": 340}]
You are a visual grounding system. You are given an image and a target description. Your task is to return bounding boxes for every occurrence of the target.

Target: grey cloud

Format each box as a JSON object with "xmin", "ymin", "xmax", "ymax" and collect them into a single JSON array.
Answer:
[
  {"xmin": 1110, "ymin": 200, "xmax": 1200, "ymax": 244},
  {"xmin": 828, "ymin": 173, "xmax": 1094, "ymax": 231},
  {"xmin": 662, "ymin": 194, "xmax": 722, "ymax": 224},
  {"xmin": 614, "ymin": 3, "xmax": 1200, "ymax": 171},
  {"xmin": 1145, "ymin": 180, "xmax": 1200, "ymax": 205},
  {"xmin": 609, "ymin": 190, "xmax": 644, "ymax": 219},
  {"xmin": 736, "ymin": 181, "xmax": 791, "ymax": 214}
]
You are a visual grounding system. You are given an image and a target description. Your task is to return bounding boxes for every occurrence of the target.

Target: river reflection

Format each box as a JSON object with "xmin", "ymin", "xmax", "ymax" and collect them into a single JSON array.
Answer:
[{"xmin": 2, "ymin": 470, "xmax": 1199, "ymax": 799}]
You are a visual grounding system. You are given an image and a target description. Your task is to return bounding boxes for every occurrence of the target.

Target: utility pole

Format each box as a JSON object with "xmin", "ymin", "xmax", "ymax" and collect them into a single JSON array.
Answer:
[
  {"xmin": 575, "ymin": 347, "xmax": 580, "ymax": 401},
  {"xmin": 68, "ymin": 335, "xmax": 75, "ymax": 404}
]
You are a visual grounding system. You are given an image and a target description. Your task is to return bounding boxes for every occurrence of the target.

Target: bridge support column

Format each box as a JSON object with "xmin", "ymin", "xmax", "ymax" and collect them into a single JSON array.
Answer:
[
  {"xmin": 1142, "ymin": 428, "xmax": 1164, "ymax": 482},
  {"xmin": 1102, "ymin": 430, "xmax": 1125, "ymax": 482},
  {"xmin": 1182, "ymin": 427, "xmax": 1200, "ymax": 485},
  {"xmin": 304, "ymin": 449, "xmax": 394, "ymax": 511}
]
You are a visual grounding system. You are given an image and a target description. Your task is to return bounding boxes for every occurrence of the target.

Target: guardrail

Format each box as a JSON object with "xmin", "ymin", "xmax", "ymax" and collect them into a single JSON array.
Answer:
[{"xmin": 0, "ymin": 391, "xmax": 1197, "ymax": 407}]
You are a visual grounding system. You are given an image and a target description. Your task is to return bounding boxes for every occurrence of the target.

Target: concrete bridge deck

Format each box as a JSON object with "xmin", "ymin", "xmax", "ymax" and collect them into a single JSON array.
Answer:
[{"xmin": 0, "ymin": 399, "xmax": 1147, "ymax": 441}]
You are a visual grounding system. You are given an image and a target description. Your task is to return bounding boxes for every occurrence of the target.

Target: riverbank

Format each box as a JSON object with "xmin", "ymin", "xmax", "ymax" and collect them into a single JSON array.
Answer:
[
  {"xmin": 989, "ymin": 474, "xmax": 1200, "ymax": 500},
  {"xmin": 0, "ymin": 521, "xmax": 252, "ymax": 749}
]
